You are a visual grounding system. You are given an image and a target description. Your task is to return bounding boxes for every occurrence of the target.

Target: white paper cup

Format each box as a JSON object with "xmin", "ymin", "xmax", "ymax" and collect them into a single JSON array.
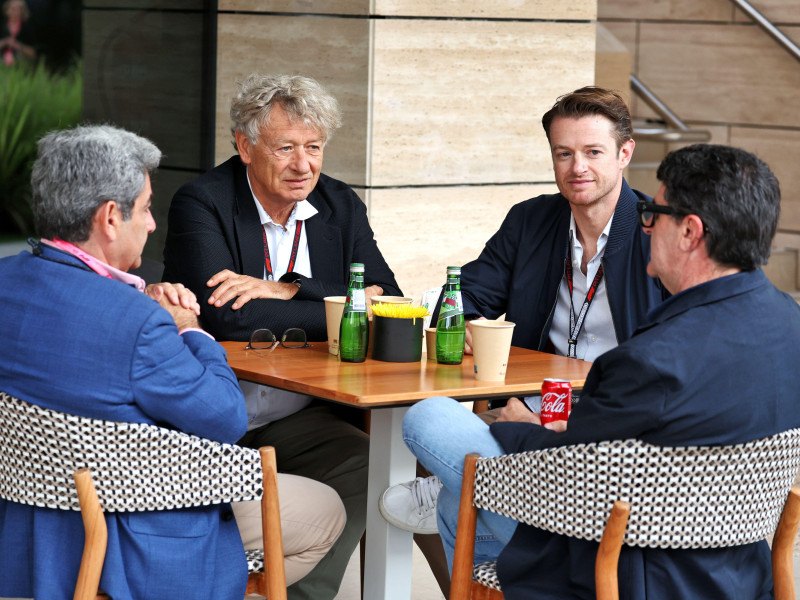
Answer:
[
  {"xmin": 425, "ymin": 327, "xmax": 437, "ymax": 360},
  {"xmin": 323, "ymin": 296, "xmax": 347, "ymax": 356},
  {"xmin": 471, "ymin": 320, "xmax": 515, "ymax": 381},
  {"xmin": 371, "ymin": 296, "xmax": 413, "ymax": 305}
]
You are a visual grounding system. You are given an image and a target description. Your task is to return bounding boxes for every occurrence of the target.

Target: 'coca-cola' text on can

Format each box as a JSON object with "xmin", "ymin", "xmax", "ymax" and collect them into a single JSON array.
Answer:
[{"xmin": 540, "ymin": 378, "xmax": 572, "ymax": 424}]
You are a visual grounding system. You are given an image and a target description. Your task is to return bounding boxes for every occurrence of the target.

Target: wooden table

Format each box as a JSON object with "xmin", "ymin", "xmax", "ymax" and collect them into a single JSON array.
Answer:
[{"xmin": 222, "ymin": 341, "xmax": 592, "ymax": 600}]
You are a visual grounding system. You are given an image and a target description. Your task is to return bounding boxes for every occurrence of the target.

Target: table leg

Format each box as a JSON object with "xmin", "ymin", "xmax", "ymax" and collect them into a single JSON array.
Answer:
[{"xmin": 363, "ymin": 406, "xmax": 416, "ymax": 600}]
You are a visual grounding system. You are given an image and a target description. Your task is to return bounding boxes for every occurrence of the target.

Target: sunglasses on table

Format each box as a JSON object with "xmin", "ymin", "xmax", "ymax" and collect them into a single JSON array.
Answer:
[{"xmin": 246, "ymin": 328, "xmax": 310, "ymax": 351}]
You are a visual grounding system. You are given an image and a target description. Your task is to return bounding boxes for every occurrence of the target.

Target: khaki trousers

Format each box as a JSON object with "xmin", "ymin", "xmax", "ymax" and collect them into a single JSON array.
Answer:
[
  {"xmin": 238, "ymin": 403, "xmax": 369, "ymax": 600},
  {"xmin": 234, "ymin": 473, "xmax": 346, "ymax": 585}
]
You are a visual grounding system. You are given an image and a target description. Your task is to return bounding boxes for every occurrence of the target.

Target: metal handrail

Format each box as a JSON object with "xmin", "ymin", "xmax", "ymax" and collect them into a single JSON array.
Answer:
[
  {"xmin": 630, "ymin": 74, "xmax": 711, "ymax": 143},
  {"xmin": 730, "ymin": 0, "xmax": 800, "ymax": 64},
  {"xmin": 628, "ymin": 0, "xmax": 800, "ymax": 144}
]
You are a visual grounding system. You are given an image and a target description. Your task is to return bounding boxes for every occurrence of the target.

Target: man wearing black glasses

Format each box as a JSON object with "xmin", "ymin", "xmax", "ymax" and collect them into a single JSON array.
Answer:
[{"xmin": 403, "ymin": 143, "xmax": 800, "ymax": 599}]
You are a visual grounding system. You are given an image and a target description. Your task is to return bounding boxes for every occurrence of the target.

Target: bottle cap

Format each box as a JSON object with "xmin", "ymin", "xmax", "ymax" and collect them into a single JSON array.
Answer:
[
  {"xmin": 446, "ymin": 266, "xmax": 461, "ymax": 275},
  {"xmin": 349, "ymin": 263, "xmax": 365, "ymax": 272}
]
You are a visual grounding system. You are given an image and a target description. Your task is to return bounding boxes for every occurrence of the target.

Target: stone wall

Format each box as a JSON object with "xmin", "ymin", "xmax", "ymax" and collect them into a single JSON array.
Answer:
[
  {"xmin": 599, "ymin": 0, "xmax": 800, "ymax": 232},
  {"xmin": 214, "ymin": 1, "xmax": 596, "ymax": 297}
]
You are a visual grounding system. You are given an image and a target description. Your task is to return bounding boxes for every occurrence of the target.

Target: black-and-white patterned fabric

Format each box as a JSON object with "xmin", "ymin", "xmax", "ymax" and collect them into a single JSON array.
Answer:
[
  {"xmin": 245, "ymin": 549, "xmax": 265, "ymax": 574},
  {"xmin": 0, "ymin": 392, "xmax": 263, "ymax": 512},
  {"xmin": 473, "ymin": 561, "xmax": 501, "ymax": 590},
  {"xmin": 472, "ymin": 431, "xmax": 800, "ymax": 550}
]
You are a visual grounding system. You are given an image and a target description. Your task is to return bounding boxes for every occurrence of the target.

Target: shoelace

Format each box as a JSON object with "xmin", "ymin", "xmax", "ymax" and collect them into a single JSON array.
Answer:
[{"xmin": 411, "ymin": 475, "xmax": 442, "ymax": 515}]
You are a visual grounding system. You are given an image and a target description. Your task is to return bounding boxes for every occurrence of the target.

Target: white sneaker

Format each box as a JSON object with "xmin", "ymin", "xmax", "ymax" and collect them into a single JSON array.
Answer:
[{"xmin": 379, "ymin": 475, "xmax": 443, "ymax": 534}]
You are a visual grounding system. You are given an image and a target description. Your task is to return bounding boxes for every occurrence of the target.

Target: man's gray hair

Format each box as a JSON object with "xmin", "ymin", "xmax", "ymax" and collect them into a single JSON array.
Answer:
[
  {"xmin": 230, "ymin": 73, "xmax": 342, "ymax": 151},
  {"xmin": 31, "ymin": 125, "xmax": 161, "ymax": 242}
]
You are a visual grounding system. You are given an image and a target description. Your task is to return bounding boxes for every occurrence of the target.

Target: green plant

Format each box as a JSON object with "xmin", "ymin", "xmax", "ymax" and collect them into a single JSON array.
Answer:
[{"xmin": 0, "ymin": 61, "xmax": 82, "ymax": 236}]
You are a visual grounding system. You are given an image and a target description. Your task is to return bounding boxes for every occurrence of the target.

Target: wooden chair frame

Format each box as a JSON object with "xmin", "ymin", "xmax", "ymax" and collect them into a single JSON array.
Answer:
[
  {"xmin": 72, "ymin": 447, "xmax": 287, "ymax": 600},
  {"xmin": 451, "ymin": 452, "xmax": 800, "ymax": 600}
]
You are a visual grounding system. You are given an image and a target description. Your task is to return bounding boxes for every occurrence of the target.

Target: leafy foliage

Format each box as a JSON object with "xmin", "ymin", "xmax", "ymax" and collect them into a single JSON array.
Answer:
[{"xmin": 0, "ymin": 61, "xmax": 82, "ymax": 235}]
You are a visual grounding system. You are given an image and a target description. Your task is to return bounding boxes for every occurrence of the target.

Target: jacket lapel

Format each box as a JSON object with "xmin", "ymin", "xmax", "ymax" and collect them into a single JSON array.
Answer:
[
  {"xmin": 232, "ymin": 160, "xmax": 268, "ymax": 279},
  {"xmin": 305, "ymin": 190, "xmax": 345, "ymax": 283}
]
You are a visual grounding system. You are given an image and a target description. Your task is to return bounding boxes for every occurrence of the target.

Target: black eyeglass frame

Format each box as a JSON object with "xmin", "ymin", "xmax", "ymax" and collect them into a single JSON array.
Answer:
[
  {"xmin": 636, "ymin": 200, "xmax": 684, "ymax": 228},
  {"xmin": 636, "ymin": 200, "xmax": 710, "ymax": 233},
  {"xmin": 245, "ymin": 327, "xmax": 311, "ymax": 350}
]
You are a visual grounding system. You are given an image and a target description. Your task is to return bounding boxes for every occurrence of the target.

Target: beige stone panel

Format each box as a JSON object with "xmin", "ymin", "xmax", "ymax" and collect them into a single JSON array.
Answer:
[
  {"xmin": 730, "ymin": 126, "xmax": 800, "ymax": 231},
  {"xmin": 599, "ymin": 21, "xmax": 649, "ymax": 116},
  {"xmin": 627, "ymin": 124, "xmax": 729, "ymax": 198},
  {"xmin": 601, "ymin": 21, "xmax": 637, "ymax": 54},
  {"xmin": 596, "ymin": 24, "xmax": 632, "ymax": 106},
  {"xmin": 369, "ymin": 184, "xmax": 557, "ymax": 297},
  {"xmin": 763, "ymin": 247, "xmax": 797, "ymax": 292},
  {"xmin": 734, "ymin": 1, "xmax": 800, "ymax": 24},
  {"xmin": 637, "ymin": 23, "xmax": 800, "ymax": 128},
  {"xmin": 215, "ymin": 14, "xmax": 369, "ymax": 185},
  {"xmin": 370, "ymin": 20, "xmax": 595, "ymax": 187},
  {"xmin": 779, "ymin": 202, "xmax": 800, "ymax": 234},
  {"xmin": 219, "ymin": 0, "xmax": 368, "ymax": 13},
  {"xmin": 598, "ymin": 0, "xmax": 733, "ymax": 21},
  {"xmin": 374, "ymin": 0, "xmax": 595, "ymax": 20}
]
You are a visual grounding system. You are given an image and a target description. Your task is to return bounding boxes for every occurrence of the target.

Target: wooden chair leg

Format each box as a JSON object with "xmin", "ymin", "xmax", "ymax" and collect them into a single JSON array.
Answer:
[
  {"xmin": 73, "ymin": 468, "xmax": 107, "ymax": 600},
  {"xmin": 472, "ymin": 400, "xmax": 490, "ymax": 415},
  {"xmin": 773, "ymin": 487, "xmax": 800, "ymax": 600},
  {"xmin": 450, "ymin": 453, "xmax": 481, "ymax": 600},
  {"xmin": 595, "ymin": 500, "xmax": 630, "ymax": 600},
  {"xmin": 260, "ymin": 446, "xmax": 288, "ymax": 600}
]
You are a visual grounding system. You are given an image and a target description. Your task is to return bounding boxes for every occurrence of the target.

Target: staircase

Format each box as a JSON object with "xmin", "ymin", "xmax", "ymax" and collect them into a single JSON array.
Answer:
[{"xmin": 595, "ymin": 11, "xmax": 800, "ymax": 303}]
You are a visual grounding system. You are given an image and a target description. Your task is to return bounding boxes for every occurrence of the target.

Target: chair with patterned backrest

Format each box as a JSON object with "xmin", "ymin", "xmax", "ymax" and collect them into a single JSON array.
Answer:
[
  {"xmin": 450, "ymin": 431, "xmax": 800, "ymax": 600},
  {"xmin": 0, "ymin": 392, "xmax": 286, "ymax": 600}
]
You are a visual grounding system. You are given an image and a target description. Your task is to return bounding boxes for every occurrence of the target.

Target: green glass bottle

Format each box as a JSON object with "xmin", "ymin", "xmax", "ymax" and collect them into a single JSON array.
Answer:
[
  {"xmin": 339, "ymin": 263, "xmax": 369, "ymax": 363},
  {"xmin": 436, "ymin": 266, "xmax": 465, "ymax": 365}
]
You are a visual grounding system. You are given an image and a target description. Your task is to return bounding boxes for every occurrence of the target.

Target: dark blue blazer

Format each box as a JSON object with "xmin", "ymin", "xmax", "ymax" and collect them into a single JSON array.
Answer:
[
  {"xmin": 163, "ymin": 156, "xmax": 402, "ymax": 341},
  {"xmin": 490, "ymin": 269, "xmax": 800, "ymax": 599},
  {"xmin": 0, "ymin": 245, "xmax": 248, "ymax": 600},
  {"xmin": 445, "ymin": 180, "xmax": 666, "ymax": 351}
]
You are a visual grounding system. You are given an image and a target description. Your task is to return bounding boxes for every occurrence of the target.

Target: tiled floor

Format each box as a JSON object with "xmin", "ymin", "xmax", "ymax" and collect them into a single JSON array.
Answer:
[
  {"xmin": 332, "ymin": 546, "xmax": 445, "ymax": 600},
  {"xmin": 245, "ymin": 545, "xmax": 445, "ymax": 600}
]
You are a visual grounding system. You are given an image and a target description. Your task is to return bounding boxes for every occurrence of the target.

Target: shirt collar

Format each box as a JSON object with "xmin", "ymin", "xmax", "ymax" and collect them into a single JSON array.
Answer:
[
  {"xmin": 568, "ymin": 212, "xmax": 614, "ymax": 257},
  {"xmin": 246, "ymin": 169, "xmax": 319, "ymax": 227},
  {"xmin": 43, "ymin": 239, "xmax": 146, "ymax": 291},
  {"xmin": 641, "ymin": 269, "xmax": 760, "ymax": 332}
]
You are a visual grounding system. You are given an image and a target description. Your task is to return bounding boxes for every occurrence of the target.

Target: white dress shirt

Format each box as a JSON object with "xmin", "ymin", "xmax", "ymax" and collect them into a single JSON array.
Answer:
[
  {"xmin": 240, "ymin": 171, "xmax": 318, "ymax": 430},
  {"xmin": 548, "ymin": 213, "xmax": 617, "ymax": 362},
  {"xmin": 526, "ymin": 213, "xmax": 617, "ymax": 413}
]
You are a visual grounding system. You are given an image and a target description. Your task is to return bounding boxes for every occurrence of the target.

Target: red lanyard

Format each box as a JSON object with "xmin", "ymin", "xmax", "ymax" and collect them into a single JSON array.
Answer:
[
  {"xmin": 564, "ymin": 232, "xmax": 604, "ymax": 359},
  {"xmin": 262, "ymin": 221, "xmax": 303, "ymax": 281}
]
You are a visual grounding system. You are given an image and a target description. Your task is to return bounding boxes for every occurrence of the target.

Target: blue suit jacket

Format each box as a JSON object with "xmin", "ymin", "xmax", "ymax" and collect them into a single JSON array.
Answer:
[
  {"xmin": 0, "ymin": 244, "xmax": 248, "ymax": 600},
  {"xmin": 162, "ymin": 156, "xmax": 402, "ymax": 341},
  {"xmin": 490, "ymin": 270, "xmax": 800, "ymax": 599}
]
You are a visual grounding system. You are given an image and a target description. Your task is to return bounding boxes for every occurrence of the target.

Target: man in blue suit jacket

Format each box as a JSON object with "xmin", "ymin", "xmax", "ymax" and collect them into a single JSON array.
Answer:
[
  {"xmin": 402, "ymin": 143, "xmax": 800, "ymax": 599},
  {"xmin": 0, "ymin": 125, "xmax": 344, "ymax": 599}
]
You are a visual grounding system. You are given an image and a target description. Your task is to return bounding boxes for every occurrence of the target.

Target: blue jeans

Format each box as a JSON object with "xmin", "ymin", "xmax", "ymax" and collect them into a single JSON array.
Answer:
[{"xmin": 402, "ymin": 396, "xmax": 517, "ymax": 571}]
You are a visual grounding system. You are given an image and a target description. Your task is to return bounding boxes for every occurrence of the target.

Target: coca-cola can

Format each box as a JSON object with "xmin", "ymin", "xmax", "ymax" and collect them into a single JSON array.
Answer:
[{"xmin": 540, "ymin": 378, "xmax": 572, "ymax": 425}]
